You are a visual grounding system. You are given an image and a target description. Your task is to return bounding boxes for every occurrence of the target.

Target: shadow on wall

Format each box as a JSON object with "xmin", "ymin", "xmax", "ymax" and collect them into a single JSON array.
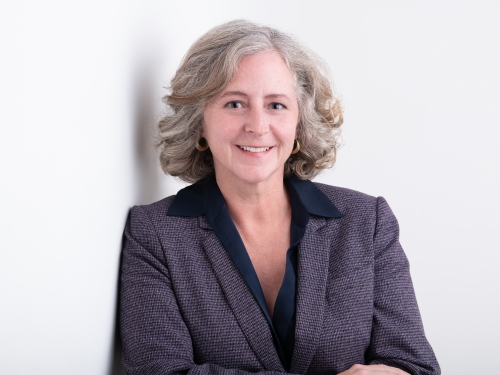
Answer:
[
  {"xmin": 132, "ymin": 49, "xmax": 164, "ymax": 206},
  {"xmin": 110, "ymin": 37, "xmax": 169, "ymax": 375}
]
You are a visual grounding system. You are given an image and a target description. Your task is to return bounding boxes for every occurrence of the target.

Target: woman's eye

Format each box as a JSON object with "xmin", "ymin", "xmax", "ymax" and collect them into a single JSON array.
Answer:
[
  {"xmin": 270, "ymin": 103, "xmax": 285, "ymax": 110},
  {"xmin": 225, "ymin": 101, "xmax": 243, "ymax": 109}
]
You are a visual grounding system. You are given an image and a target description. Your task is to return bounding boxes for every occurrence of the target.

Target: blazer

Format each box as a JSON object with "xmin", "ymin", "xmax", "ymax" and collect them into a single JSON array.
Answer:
[{"xmin": 120, "ymin": 181, "xmax": 440, "ymax": 375}]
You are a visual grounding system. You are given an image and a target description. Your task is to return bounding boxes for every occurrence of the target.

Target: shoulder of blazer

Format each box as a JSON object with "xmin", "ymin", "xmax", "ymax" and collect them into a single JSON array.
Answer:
[
  {"xmin": 313, "ymin": 182, "xmax": 379, "ymax": 215},
  {"xmin": 130, "ymin": 195, "xmax": 177, "ymax": 227}
]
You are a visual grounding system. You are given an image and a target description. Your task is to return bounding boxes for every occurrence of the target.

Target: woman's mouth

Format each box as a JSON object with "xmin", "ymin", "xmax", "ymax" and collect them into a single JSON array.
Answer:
[{"xmin": 238, "ymin": 146, "xmax": 271, "ymax": 153}]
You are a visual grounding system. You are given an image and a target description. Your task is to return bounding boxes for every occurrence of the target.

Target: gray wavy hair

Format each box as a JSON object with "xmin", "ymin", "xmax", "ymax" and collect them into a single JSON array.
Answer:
[{"xmin": 157, "ymin": 20, "xmax": 343, "ymax": 183}]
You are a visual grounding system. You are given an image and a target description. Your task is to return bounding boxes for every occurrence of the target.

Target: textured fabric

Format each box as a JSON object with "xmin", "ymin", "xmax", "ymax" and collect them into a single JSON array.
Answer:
[
  {"xmin": 165, "ymin": 176, "xmax": 341, "ymax": 369},
  {"xmin": 120, "ymin": 182, "xmax": 440, "ymax": 375}
]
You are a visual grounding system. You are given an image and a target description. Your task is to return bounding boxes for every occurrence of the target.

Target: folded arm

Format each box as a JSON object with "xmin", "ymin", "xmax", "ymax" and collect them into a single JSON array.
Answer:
[{"xmin": 362, "ymin": 197, "xmax": 440, "ymax": 375}]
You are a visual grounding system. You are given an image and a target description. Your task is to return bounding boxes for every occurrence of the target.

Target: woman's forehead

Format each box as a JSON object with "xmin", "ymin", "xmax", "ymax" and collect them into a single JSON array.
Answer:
[{"xmin": 225, "ymin": 51, "xmax": 295, "ymax": 89}]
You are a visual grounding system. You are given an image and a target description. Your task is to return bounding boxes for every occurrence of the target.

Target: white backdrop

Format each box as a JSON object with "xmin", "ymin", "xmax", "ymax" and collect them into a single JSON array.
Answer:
[{"xmin": 1, "ymin": 1, "xmax": 499, "ymax": 374}]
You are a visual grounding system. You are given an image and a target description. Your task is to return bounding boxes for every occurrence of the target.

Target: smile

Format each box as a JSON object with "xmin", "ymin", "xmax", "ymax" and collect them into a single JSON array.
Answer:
[{"xmin": 238, "ymin": 146, "xmax": 271, "ymax": 153}]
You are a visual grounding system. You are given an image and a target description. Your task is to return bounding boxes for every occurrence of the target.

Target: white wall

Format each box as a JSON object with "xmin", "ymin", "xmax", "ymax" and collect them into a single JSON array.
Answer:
[{"xmin": 1, "ymin": 1, "xmax": 498, "ymax": 374}]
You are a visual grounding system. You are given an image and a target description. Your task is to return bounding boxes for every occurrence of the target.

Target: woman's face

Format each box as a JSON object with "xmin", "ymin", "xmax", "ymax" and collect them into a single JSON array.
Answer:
[{"xmin": 203, "ymin": 50, "xmax": 299, "ymax": 187}]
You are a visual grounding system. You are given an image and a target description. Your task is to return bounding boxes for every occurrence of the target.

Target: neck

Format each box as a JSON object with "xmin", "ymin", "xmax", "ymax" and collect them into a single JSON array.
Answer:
[{"xmin": 215, "ymin": 172, "xmax": 291, "ymax": 226}]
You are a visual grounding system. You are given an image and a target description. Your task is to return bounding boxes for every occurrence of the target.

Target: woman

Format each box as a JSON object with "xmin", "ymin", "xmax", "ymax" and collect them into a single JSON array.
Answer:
[{"xmin": 120, "ymin": 20, "xmax": 440, "ymax": 375}]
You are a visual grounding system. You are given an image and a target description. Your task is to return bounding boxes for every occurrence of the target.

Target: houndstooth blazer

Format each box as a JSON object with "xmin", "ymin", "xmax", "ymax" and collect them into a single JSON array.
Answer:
[{"xmin": 120, "ymin": 181, "xmax": 440, "ymax": 375}]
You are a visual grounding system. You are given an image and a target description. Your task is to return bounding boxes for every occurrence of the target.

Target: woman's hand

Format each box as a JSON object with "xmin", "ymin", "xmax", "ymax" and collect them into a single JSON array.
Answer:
[{"xmin": 338, "ymin": 364, "xmax": 410, "ymax": 375}]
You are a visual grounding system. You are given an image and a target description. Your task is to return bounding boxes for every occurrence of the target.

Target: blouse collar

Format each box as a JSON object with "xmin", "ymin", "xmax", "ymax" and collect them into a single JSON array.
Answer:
[{"xmin": 167, "ymin": 175, "xmax": 342, "ymax": 220}]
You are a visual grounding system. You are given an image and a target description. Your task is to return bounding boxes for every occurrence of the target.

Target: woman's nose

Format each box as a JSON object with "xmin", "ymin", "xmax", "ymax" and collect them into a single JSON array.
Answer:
[{"xmin": 244, "ymin": 107, "xmax": 269, "ymax": 136}]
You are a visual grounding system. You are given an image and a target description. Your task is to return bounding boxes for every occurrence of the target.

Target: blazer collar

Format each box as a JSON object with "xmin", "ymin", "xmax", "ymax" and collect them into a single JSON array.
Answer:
[
  {"xmin": 200, "ymin": 227, "xmax": 286, "ymax": 371},
  {"xmin": 167, "ymin": 174, "xmax": 342, "ymax": 220}
]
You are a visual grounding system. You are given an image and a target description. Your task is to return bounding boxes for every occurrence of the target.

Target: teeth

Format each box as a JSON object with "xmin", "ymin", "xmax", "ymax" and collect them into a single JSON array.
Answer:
[{"xmin": 239, "ymin": 146, "xmax": 270, "ymax": 153}]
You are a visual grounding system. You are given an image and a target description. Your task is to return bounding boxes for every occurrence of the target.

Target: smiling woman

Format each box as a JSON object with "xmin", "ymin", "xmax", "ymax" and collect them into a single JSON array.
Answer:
[{"xmin": 120, "ymin": 20, "xmax": 440, "ymax": 375}]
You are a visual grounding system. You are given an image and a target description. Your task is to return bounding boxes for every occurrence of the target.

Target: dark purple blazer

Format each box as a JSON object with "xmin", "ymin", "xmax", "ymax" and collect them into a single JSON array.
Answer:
[{"xmin": 120, "ymin": 182, "xmax": 440, "ymax": 375}]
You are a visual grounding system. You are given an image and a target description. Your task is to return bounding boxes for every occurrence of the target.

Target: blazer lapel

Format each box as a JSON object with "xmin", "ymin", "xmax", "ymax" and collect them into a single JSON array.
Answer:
[
  {"xmin": 199, "ymin": 217, "xmax": 285, "ymax": 372},
  {"xmin": 290, "ymin": 216, "xmax": 334, "ymax": 374}
]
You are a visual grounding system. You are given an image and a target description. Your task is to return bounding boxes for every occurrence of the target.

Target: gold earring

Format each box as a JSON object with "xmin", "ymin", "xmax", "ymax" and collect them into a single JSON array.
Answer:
[
  {"xmin": 195, "ymin": 137, "xmax": 209, "ymax": 151},
  {"xmin": 291, "ymin": 139, "xmax": 300, "ymax": 154}
]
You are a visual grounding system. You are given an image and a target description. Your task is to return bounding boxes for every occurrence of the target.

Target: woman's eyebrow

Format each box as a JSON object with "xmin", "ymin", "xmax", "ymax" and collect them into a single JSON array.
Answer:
[
  {"xmin": 265, "ymin": 94, "xmax": 290, "ymax": 100},
  {"xmin": 220, "ymin": 91, "xmax": 248, "ymax": 98}
]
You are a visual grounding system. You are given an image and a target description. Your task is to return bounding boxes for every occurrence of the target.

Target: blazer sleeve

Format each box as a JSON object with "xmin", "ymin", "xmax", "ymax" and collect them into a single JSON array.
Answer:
[
  {"xmin": 365, "ymin": 197, "xmax": 440, "ymax": 374},
  {"xmin": 120, "ymin": 205, "xmax": 296, "ymax": 375}
]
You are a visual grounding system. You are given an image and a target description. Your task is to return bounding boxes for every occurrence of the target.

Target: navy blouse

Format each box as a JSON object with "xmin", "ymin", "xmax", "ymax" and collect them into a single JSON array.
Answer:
[{"xmin": 168, "ymin": 175, "xmax": 342, "ymax": 369}]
